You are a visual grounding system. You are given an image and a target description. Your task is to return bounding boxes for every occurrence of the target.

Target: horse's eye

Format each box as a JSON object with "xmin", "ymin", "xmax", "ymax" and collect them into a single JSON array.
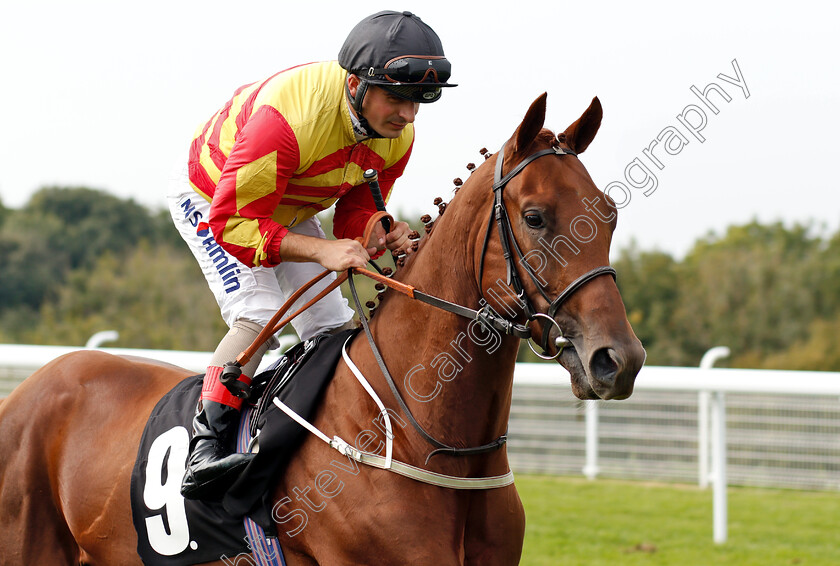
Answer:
[{"xmin": 524, "ymin": 212, "xmax": 544, "ymax": 229}]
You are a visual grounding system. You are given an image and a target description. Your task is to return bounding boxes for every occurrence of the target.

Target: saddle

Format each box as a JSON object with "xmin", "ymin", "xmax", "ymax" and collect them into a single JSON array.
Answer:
[
  {"xmin": 225, "ymin": 328, "xmax": 359, "ymax": 524},
  {"xmin": 130, "ymin": 328, "xmax": 357, "ymax": 566}
]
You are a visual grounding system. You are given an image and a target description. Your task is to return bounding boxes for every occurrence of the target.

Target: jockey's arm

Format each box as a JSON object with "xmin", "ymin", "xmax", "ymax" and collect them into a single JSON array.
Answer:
[
  {"xmin": 279, "ymin": 219, "xmax": 412, "ymax": 273},
  {"xmin": 278, "ymin": 232, "xmax": 373, "ymax": 272}
]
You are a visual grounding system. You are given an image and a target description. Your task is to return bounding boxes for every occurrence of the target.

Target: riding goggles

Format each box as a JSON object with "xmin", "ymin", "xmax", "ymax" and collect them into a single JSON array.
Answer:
[{"xmin": 366, "ymin": 56, "xmax": 455, "ymax": 87}]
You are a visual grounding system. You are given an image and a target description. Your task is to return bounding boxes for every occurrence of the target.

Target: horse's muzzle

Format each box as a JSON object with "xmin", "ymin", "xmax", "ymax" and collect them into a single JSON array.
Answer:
[{"xmin": 586, "ymin": 340, "xmax": 645, "ymax": 400}]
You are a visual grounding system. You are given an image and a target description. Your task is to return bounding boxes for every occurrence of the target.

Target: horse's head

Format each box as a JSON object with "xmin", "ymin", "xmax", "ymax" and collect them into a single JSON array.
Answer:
[{"xmin": 465, "ymin": 93, "xmax": 645, "ymax": 400}]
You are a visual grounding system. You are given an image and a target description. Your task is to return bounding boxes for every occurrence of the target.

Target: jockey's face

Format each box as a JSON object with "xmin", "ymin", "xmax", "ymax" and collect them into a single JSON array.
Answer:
[{"xmin": 348, "ymin": 76, "xmax": 419, "ymax": 138}]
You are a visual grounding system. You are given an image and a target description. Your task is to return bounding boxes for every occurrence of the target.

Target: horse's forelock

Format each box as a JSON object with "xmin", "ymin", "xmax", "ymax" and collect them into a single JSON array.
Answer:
[
  {"xmin": 536, "ymin": 129, "xmax": 556, "ymax": 145},
  {"xmin": 537, "ymin": 129, "xmax": 560, "ymax": 149},
  {"xmin": 511, "ymin": 128, "xmax": 558, "ymax": 157}
]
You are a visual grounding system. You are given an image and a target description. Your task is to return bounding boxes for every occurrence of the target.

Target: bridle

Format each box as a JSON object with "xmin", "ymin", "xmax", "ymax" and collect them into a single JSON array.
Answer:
[
  {"xmin": 345, "ymin": 141, "xmax": 616, "ymax": 461},
  {"xmin": 477, "ymin": 142, "xmax": 617, "ymax": 359},
  {"xmin": 230, "ymin": 142, "xmax": 618, "ymax": 465}
]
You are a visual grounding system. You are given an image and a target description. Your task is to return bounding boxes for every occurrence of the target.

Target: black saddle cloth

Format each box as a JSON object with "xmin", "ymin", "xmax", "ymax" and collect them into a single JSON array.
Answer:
[{"xmin": 130, "ymin": 328, "xmax": 357, "ymax": 564}]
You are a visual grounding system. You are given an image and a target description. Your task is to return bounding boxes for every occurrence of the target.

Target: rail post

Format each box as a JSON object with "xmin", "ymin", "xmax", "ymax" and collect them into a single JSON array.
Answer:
[
  {"xmin": 711, "ymin": 389, "xmax": 728, "ymax": 544},
  {"xmin": 582, "ymin": 399, "xmax": 600, "ymax": 480},
  {"xmin": 698, "ymin": 347, "xmax": 730, "ymax": 488}
]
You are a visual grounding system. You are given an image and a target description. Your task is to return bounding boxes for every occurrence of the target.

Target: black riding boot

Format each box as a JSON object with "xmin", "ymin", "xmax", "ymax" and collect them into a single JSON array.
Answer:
[{"xmin": 180, "ymin": 399, "xmax": 255, "ymax": 500}]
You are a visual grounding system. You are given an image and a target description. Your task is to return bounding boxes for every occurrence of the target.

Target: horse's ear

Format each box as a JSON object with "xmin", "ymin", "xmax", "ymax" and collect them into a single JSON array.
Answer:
[
  {"xmin": 562, "ymin": 96, "xmax": 602, "ymax": 154},
  {"xmin": 512, "ymin": 93, "xmax": 547, "ymax": 154}
]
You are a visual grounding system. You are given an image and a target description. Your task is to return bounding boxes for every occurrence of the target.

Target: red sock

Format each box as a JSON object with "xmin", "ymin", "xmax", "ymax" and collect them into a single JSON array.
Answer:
[{"xmin": 201, "ymin": 365, "xmax": 252, "ymax": 410}]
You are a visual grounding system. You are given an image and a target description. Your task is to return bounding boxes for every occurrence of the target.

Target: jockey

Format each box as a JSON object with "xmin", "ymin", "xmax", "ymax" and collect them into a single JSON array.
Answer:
[{"xmin": 168, "ymin": 10, "xmax": 456, "ymax": 500}]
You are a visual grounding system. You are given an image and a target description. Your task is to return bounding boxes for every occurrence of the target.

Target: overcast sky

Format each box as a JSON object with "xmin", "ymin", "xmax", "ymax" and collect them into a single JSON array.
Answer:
[{"xmin": 1, "ymin": 1, "xmax": 837, "ymax": 258}]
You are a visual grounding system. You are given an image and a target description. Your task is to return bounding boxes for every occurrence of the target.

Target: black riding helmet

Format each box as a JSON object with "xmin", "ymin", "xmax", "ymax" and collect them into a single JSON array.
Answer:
[{"xmin": 339, "ymin": 10, "xmax": 456, "ymax": 115}]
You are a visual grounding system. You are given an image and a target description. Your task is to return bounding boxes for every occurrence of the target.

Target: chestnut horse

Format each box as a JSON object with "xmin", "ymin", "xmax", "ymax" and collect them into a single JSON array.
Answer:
[{"xmin": 0, "ymin": 94, "xmax": 644, "ymax": 565}]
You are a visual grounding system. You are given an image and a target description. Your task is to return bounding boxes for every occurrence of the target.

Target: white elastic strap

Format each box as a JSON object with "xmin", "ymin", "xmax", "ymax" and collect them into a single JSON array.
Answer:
[
  {"xmin": 341, "ymin": 336, "xmax": 393, "ymax": 468},
  {"xmin": 271, "ymin": 396, "xmax": 514, "ymax": 489},
  {"xmin": 269, "ymin": 339, "xmax": 515, "ymax": 490},
  {"xmin": 272, "ymin": 397, "xmax": 331, "ymax": 444}
]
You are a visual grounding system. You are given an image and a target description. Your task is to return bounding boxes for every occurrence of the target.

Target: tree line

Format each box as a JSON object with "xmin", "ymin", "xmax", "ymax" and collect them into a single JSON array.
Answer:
[{"xmin": 1, "ymin": 187, "xmax": 837, "ymax": 370}]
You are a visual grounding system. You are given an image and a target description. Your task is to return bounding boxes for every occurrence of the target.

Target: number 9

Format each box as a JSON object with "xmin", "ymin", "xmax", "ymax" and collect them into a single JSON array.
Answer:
[{"xmin": 144, "ymin": 426, "xmax": 191, "ymax": 556}]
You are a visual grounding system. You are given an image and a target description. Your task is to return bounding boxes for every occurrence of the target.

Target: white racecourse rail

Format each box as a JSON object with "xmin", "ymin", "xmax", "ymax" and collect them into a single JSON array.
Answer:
[
  {"xmin": 511, "ymin": 361, "xmax": 840, "ymax": 544},
  {"xmin": 2, "ymin": 344, "xmax": 840, "ymax": 544}
]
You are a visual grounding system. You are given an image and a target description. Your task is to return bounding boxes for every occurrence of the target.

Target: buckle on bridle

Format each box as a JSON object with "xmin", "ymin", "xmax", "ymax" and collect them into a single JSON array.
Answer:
[
  {"xmin": 476, "ymin": 305, "xmax": 512, "ymax": 335},
  {"xmin": 475, "ymin": 306, "xmax": 531, "ymax": 339},
  {"xmin": 552, "ymin": 146, "xmax": 577, "ymax": 156}
]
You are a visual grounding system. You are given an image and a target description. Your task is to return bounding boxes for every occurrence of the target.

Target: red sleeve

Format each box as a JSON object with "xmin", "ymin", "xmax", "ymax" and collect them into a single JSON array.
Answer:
[
  {"xmin": 208, "ymin": 105, "xmax": 299, "ymax": 267},
  {"xmin": 333, "ymin": 142, "xmax": 412, "ymax": 240}
]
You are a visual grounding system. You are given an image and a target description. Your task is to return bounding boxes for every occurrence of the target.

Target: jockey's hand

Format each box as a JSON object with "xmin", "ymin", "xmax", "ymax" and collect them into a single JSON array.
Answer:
[
  {"xmin": 371, "ymin": 221, "xmax": 413, "ymax": 254},
  {"xmin": 316, "ymin": 238, "xmax": 371, "ymax": 271},
  {"xmin": 280, "ymin": 232, "xmax": 370, "ymax": 271}
]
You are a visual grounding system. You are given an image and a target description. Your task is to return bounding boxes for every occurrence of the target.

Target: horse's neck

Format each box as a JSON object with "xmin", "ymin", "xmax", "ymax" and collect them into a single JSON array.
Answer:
[
  {"xmin": 390, "ymin": 176, "xmax": 489, "ymax": 315},
  {"xmin": 366, "ymin": 191, "xmax": 520, "ymax": 459}
]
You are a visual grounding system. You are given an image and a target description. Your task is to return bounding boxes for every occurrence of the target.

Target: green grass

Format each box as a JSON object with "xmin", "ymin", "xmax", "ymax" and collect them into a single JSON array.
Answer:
[{"xmin": 517, "ymin": 475, "xmax": 840, "ymax": 566}]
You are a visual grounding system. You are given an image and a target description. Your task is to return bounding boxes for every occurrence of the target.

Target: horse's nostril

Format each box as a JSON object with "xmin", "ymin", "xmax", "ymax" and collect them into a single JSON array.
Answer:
[{"xmin": 590, "ymin": 347, "xmax": 619, "ymax": 384}]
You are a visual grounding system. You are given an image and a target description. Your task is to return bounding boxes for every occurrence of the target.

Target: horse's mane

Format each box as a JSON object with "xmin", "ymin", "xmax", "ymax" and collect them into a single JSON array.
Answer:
[
  {"xmin": 392, "ymin": 150, "xmax": 486, "ymax": 273},
  {"xmin": 385, "ymin": 128, "xmax": 564, "ymax": 275},
  {"xmin": 360, "ymin": 147, "xmax": 484, "ymax": 321}
]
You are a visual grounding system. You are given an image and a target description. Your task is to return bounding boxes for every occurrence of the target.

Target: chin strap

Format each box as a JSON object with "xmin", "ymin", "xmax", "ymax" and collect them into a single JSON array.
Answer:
[{"xmin": 345, "ymin": 79, "xmax": 383, "ymax": 139}]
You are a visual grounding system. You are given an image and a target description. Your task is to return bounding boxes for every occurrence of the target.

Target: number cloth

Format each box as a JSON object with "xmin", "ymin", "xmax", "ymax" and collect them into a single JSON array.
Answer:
[
  {"xmin": 131, "ymin": 329, "xmax": 355, "ymax": 563},
  {"xmin": 130, "ymin": 375, "xmax": 249, "ymax": 564}
]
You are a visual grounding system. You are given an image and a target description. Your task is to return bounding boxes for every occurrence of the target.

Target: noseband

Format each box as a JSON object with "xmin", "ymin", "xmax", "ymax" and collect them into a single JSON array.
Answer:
[{"xmin": 477, "ymin": 142, "xmax": 616, "ymax": 359}]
